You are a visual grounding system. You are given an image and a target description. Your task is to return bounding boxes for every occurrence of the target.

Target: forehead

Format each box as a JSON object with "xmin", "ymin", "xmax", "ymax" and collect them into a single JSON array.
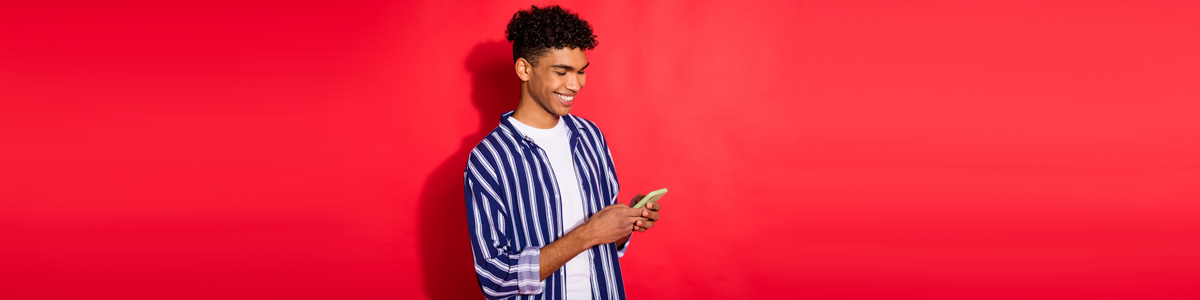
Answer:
[{"xmin": 538, "ymin": 47, "xmax": 588, "ymax": 67}]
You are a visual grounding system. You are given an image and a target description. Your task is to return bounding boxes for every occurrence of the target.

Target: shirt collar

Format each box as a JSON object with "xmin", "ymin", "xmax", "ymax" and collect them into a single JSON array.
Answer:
[{"xmin": 499, "ymin": 110, "xmax": 584, "ymax": 148}]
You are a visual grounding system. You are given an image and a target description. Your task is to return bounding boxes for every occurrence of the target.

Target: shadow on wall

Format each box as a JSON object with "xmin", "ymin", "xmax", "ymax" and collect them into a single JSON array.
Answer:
[{"xmin": 418, "ymin": 40, "xmax": 517, "ymax": 300}]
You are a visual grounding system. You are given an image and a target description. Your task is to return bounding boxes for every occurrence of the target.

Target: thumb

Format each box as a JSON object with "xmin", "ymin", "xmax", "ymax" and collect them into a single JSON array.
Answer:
[{"xmin": 622, "ymin": 194, "xmax": 644, "ymax": 208}]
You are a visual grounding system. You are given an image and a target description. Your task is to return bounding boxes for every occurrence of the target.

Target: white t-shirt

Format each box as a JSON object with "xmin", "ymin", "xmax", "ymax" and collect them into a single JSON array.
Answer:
[{"xmin": 508, "ymin": 116, "xmax": 592, "ymax": 300}]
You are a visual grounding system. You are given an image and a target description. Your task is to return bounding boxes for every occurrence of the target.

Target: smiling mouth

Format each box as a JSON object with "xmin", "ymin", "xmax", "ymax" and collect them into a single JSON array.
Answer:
[{"xmin": 554, "ymin": 92, "xmax": 575, "ymax": 106}]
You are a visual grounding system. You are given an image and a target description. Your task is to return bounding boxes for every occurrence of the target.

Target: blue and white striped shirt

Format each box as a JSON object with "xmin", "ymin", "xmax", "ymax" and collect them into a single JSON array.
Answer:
[{"xmin": 464, "ymin": 111, "xmax": 629, "ymax": 300}]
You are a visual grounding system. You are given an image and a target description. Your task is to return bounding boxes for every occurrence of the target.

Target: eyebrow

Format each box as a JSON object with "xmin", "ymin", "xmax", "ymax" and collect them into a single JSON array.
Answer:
[{"xmin": 551, "ymin": 62, "xmax": 590, "ymax": 72}]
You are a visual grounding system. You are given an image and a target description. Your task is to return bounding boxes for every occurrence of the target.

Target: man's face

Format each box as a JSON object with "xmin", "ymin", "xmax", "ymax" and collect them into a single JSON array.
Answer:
[{"xmin": 526, "ymin": 47, "xmax": 589, "ymax": 117}]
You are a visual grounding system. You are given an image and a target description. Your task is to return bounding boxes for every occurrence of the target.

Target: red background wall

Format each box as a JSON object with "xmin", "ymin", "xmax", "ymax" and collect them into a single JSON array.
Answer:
[{"xmin": 2, "ymin": 1, "xmax": 1198, "ymax": 299}]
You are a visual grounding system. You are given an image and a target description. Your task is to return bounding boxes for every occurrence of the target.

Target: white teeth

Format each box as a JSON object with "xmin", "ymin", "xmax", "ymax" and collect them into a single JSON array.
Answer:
[{"xmin": 557, "ymin": 93, "xmax": 574, "ymax": 101}]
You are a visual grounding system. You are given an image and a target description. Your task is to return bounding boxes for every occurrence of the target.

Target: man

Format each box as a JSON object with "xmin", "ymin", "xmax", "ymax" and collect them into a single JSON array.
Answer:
[{"xmin": 463, "ymin": 5, "xmax": 663, "ymax": 300}]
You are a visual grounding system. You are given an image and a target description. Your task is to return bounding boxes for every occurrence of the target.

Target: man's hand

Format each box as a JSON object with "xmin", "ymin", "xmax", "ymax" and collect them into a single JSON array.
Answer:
[
  {"xmin": 580, "ymin": 203, "xmax": 646, "ymax": 245},
  {"xmin": 539, "ymin": 203, "xmax": 642, "ymax": 280},
  {"xmin": 538, "ymin": 200, "xmax": 652, "ymax": 280},
  {"xmin": 629, "ymin": 194, "xmax": 662, "ymax": 233},
  {"xmin": 541, "ymin": 195, "xmax": 663, "ymax": 279}
]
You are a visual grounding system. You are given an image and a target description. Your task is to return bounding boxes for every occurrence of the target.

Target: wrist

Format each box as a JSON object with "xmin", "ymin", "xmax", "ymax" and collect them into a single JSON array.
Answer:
[{"xmin": 571, "ymin": 223, "xmax": 598, "ymax": 249}]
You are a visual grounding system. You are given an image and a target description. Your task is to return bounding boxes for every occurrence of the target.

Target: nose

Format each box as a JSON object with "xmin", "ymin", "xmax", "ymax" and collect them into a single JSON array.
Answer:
[{"xmin": 566, "ymin": 74, "xmax": 581, "ymax": 92}]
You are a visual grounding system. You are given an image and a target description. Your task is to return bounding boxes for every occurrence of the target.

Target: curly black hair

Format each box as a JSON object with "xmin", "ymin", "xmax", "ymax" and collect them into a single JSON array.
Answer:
[{"xmin": 505, "ymin": 5, "xmax": 598, "ymax": 67}]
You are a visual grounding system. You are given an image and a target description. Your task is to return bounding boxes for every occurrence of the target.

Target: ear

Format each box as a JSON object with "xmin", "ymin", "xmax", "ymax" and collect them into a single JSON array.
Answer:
[{"xmin": 515, "ymin": 58, "xmax": 532, "ymax": 82}]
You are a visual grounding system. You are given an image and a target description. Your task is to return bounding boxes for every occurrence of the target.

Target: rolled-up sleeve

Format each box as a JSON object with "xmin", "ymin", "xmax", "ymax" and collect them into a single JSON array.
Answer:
[{"xmin": 465, "ymin": 151, "xmax": 543, "ymax": 299}]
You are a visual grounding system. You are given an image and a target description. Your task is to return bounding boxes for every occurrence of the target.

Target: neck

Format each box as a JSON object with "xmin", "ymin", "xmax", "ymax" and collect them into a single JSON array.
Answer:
[{"xmin": 511, "ymin": 87, "xmax": 560, "ymax": 129}]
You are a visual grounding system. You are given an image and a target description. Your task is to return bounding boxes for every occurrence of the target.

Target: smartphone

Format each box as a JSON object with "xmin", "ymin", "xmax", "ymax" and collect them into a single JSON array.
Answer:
[{"xmin": 632, "ymin": 188, "xmax": 668, "ymax": 208}]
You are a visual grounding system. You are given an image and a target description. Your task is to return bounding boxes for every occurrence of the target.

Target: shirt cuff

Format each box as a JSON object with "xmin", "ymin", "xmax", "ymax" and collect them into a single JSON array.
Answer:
[
  {"xmin": 517, "ymin": 246, "xmax": 543, "ymax": 294},
  {"xmin": 617, "ymin": 234, "xmax": 632, "ymax": 258}
]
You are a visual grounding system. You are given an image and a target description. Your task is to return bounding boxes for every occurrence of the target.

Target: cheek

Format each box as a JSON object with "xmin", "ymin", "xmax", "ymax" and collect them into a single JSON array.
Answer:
[{"xmin": 539, "ymin": 75, "xmax": 558, "ymax": 90}]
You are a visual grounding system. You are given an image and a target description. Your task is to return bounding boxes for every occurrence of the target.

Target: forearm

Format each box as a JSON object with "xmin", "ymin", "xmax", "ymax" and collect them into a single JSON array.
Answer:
[{"xmin": 538, "ymin": 229, "xmax": 594, "ymax": 280}]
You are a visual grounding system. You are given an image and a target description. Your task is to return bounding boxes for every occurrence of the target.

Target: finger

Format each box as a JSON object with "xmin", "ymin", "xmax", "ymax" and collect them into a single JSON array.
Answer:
[
  {"xmin": 607, "ymin": 203, "xmax": 628, "ymax": 209},
  {"xmin": 650, "ymin": 202, "xmax": 660, "ymax": 211},
  {"xmin": 625, "ymin": 208, "xmax": 646, "ymax": 217},
  {"xmin": 638, "ymin": 209, "xmax": 659, "ymax": 221},
  {"xmin": 635, "ymin": 226, "xmax": 646, "ymax": 232},
  {"xmin": 641, "ymin": 220, "xmax": 654, "ymax": 229},
  {"xmin": 645, "ymin": 211, "xmax": 659, "ymax": 221}
]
